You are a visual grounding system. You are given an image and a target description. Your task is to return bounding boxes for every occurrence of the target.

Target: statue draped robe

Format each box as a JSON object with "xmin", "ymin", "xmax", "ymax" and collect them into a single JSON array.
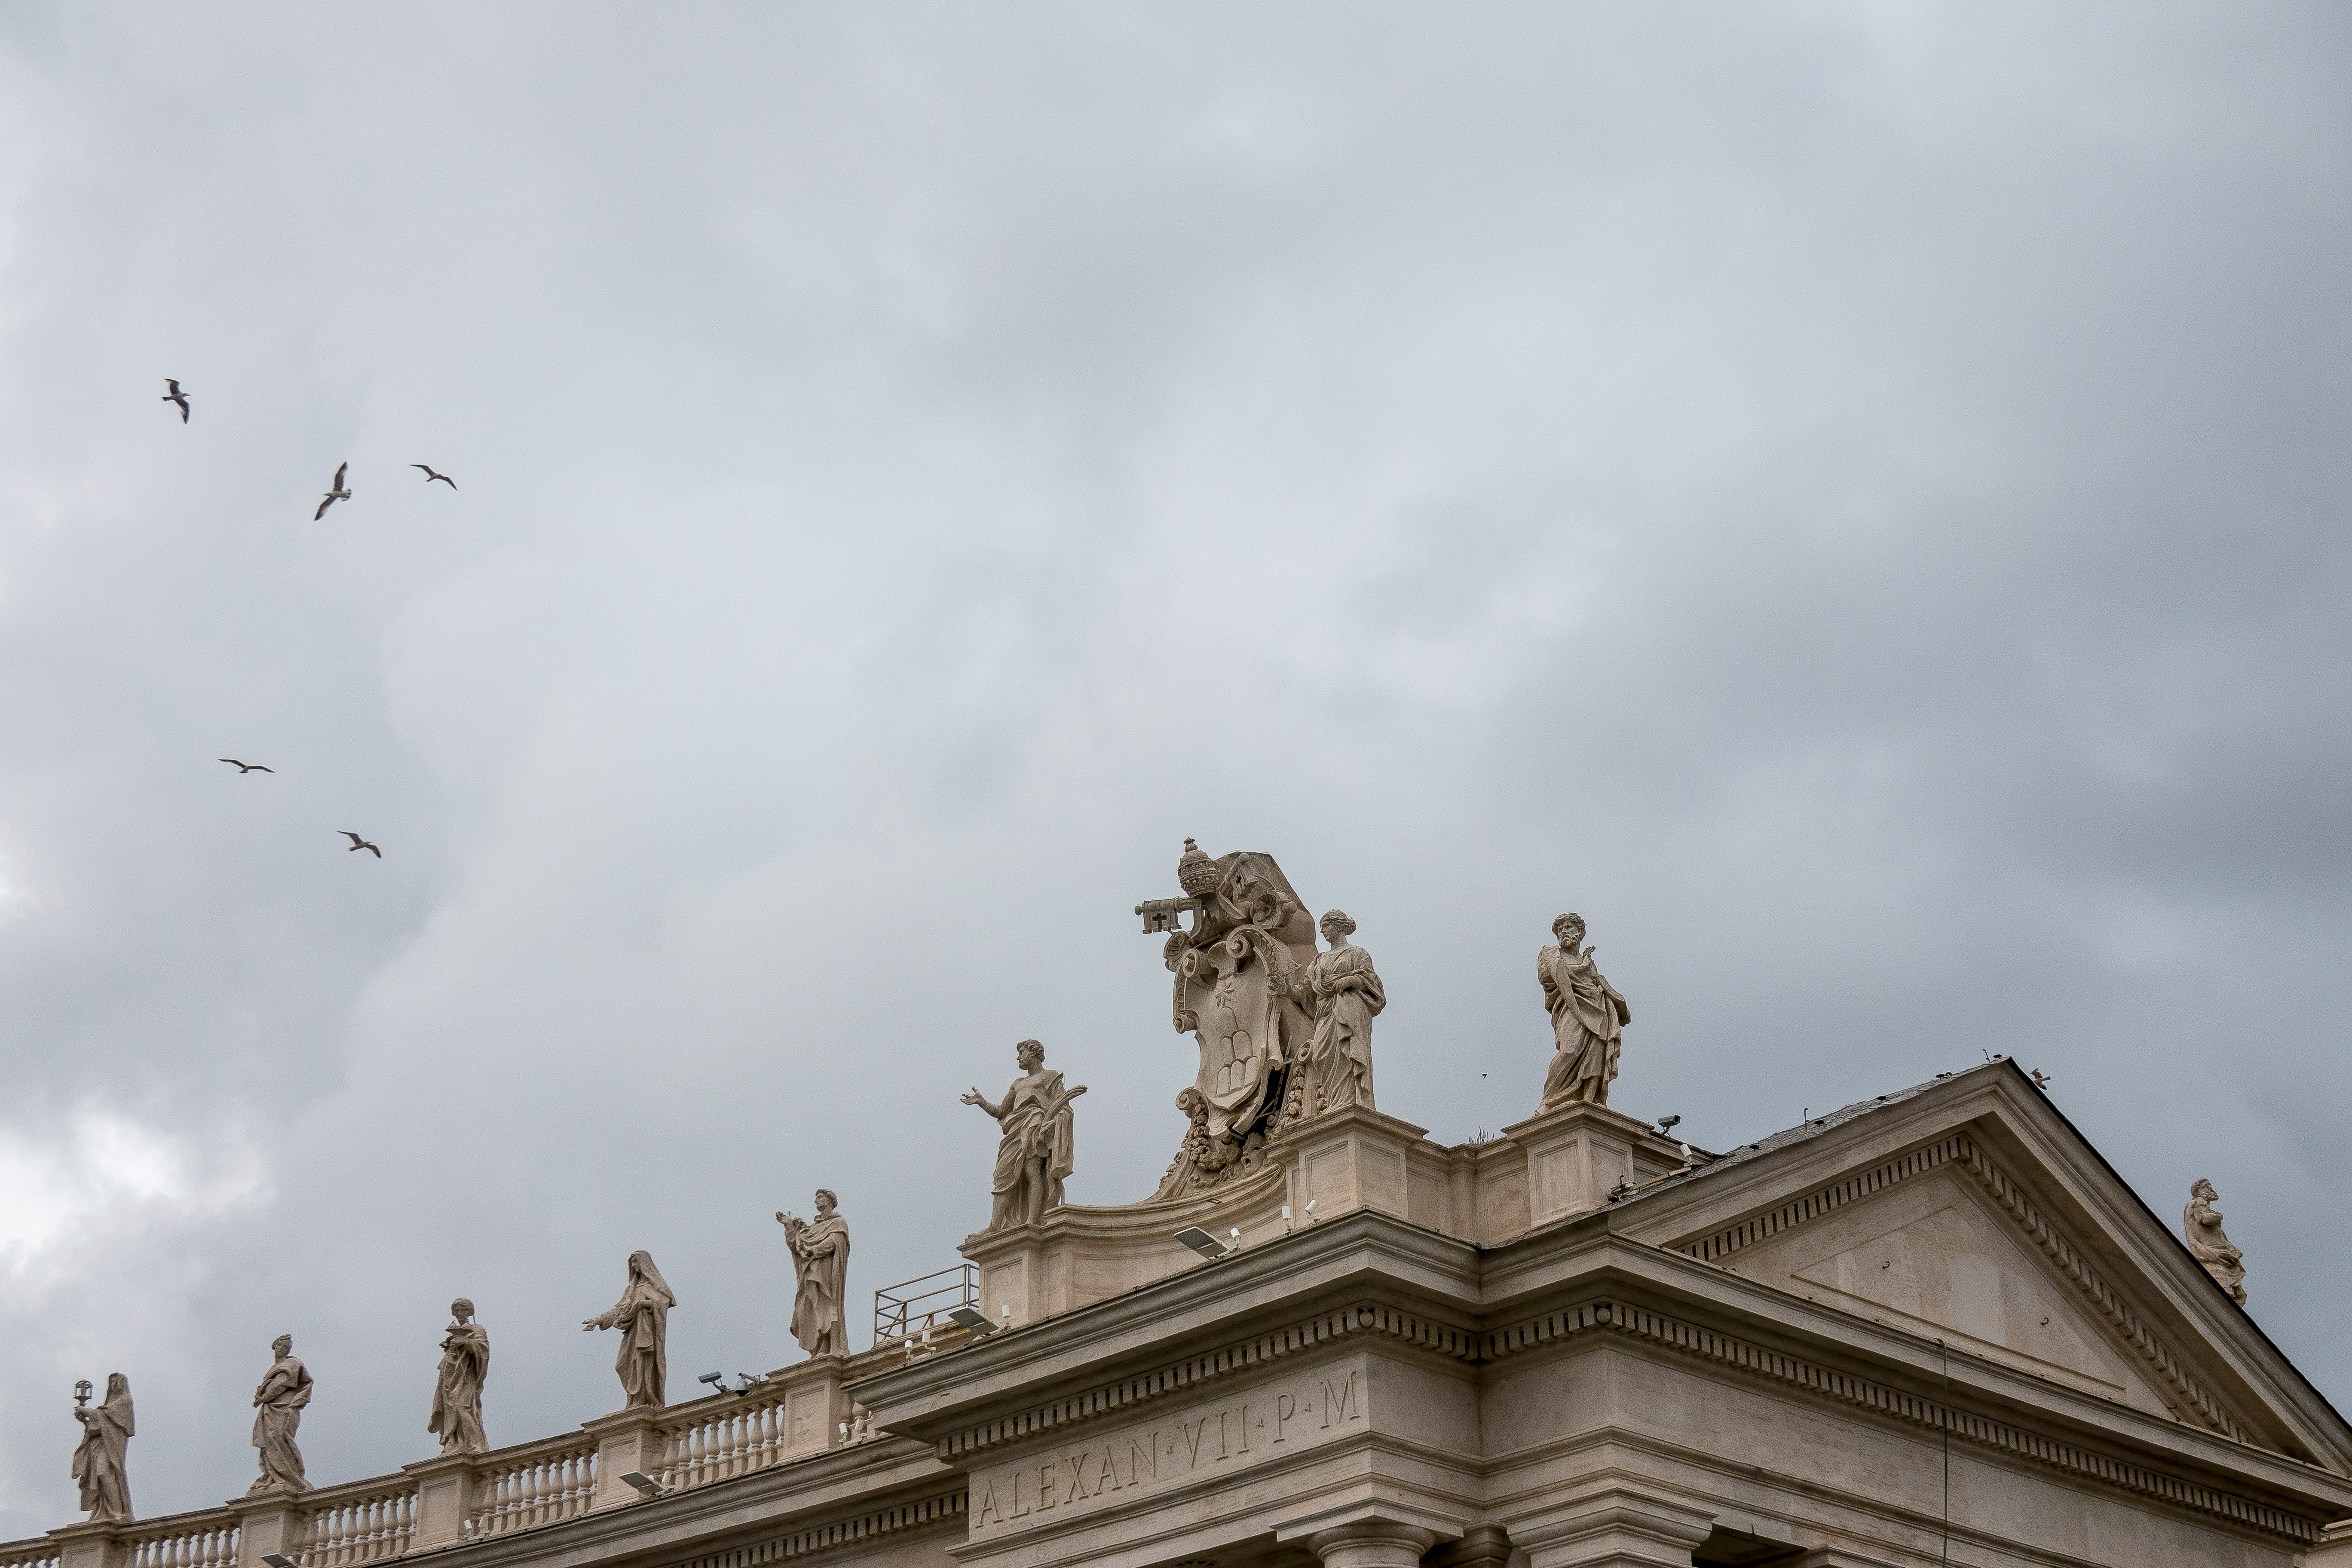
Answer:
[
  {"xmin": 429, "ymin": 1322, "xmax": 490, "ymax": 1454},
  {"xmin": 988, "ymin": 1069, "xmax": 1076, "ymax": 1228},
  {"xmin": 1538, "ymin": 943, "xmax": 1629, "ymax": 1109},
  {"xmin": 588, "ymin": 1257, "xmax": 673, "ymax": 1409},
  {"xmin": 72, "ymin": 1379, "xmax": 134, "ymax": 1522},
  {"xmin": 2184, "ymin": 1192, "xmax": 2248, "ymax": 1304},
  {"xmin": 1302, "ymin": 943, "xmax": 1383, "ymax": 1113},
  {"xmin": 787, "ymin": 1214, "xmax": 851, "ymax": 1357},
  {"xmin": 249, "ymin": 1355, "xmax": 312, "ymax": 1492}
]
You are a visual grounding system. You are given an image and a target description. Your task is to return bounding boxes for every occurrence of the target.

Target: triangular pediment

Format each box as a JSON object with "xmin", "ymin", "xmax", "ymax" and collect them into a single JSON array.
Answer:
[{"xmin": 1624, "ymin": 1063, "xmax": 2352, "ymax": 1471}]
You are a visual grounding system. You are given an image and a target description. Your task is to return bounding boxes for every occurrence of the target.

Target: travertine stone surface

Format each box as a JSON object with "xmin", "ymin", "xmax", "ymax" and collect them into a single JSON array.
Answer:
[
  {"xmin": 779, "ymin": 1190, "xmax": 851, "ymax": 1356},
  {"xmin": 1536, "ymin": 912, "xmax": 1629, "ymax": 1110},
  {"xmin": 1297, "ymin": 910, "xmax": 1384, "ymax": 1116},
  {"xmin": 582, "ymin": 1252, "xmax": 672, "ymax": 1409},
  {"xmin": 428, "ymin": 1298, "xmax": 489, "ymax": 1455},
  {"xmin": 247, "ymin": 1336, "xmax": 311, "ymax": 1493},
  {"xmin": 2185, "ymin": 1177, "xmax": 2249, "ymax": 1304},
  {"xmin": 70, "ymin": 1373, "xmax": 133, "ymax": 1523},
  {"xmin": 964, "ymin": 1040, "xmax": 1083, "ymax": 1232}
]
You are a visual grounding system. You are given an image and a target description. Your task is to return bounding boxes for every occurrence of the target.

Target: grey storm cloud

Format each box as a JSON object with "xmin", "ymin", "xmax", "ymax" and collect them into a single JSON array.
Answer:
[{"xmin": 3, "ymin": 0, "xmax": 2349, "ymax": 1534}]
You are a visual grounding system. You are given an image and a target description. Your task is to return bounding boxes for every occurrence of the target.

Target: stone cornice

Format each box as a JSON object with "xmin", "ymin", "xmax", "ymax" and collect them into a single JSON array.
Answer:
[
  {"xmin": 936, "ymin": 1301, "xmax": 1479, "ymax": 1462},
  {"xmin": 666, "ymin": 1487, "xmax": 966, "ymax": 1568},
  {"xmin": 1667, "ymin": 1129, "xmax": 2252, "ymax": 1445},
  {"xmin": 1484, "ymin": 1297, "xmax": 2322, "ymax": 1546}
]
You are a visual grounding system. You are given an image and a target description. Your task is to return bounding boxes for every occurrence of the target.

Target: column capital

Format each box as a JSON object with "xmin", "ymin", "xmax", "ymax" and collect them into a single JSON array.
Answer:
[{"xmin": 1305, "ymin": 1521, "xmax": 1441, "ymax": 1568}]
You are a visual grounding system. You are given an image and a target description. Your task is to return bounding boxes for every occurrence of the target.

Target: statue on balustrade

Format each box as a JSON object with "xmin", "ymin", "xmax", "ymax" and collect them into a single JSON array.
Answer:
[
  {"xmin": 777, "ymin": 1190, "xmax": 851, "ymax": 1357},
  {"xmin": 963, "ymin": 1039, "xmax": 1086, "ymax": 1231},
  {"xmin": 1295, "ymin": 910, "xmax": 1384, "ymax": 1115},
  {"xmin": 428, "ymin": 1298, "xmax": 490, "ymax": 1455},
  {"xmin": 70, "ymin": 1372, "xmax": 134, "ymax": 1522},
  {"xmin": 247, "ymin": 1335, "xmax": 312, "ymax": 1493},
  {"xmin": 2184, "ymin": 1179, "xmax": 2248, "ymax": 1304},
  {"xmin": 1135, "ymin": 840, "xmax": 1320, "ymax": 1194},
  {"xmin": 582, "ymin": 1252, "xmax": 673, "ymax": 1409},
  {"xmin": 1537, "ymin": 912, "xmax": 1630, "ymax": 1111}
]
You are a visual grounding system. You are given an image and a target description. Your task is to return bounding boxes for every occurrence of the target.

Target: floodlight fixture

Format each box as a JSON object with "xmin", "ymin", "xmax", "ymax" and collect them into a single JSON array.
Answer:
[
  {"xmin": 261, "ymin": 1555, "xmax": 297, "ymax": 1567},
  {"xmin": 619, "ymin": 1471, "xmax": 670, "ymax": 1500},
  {"xmin": 945, "ymin": 1304, "xmax": 998, "ymax": 1335},
  {"xmin": 1174, "ymin": 1226, "xmax": 1230, "ymax": 1260}
]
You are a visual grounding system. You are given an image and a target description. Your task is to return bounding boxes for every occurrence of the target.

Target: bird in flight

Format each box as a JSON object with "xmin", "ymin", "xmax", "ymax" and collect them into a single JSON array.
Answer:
[
  {"xmin": 315, "ymin": 462, "xmax": 352, "ymax": 519},
  {"xmin": 217, "ymin": 758, "xmax": 274, "ymax": 774},
  {"xmin": 340, "ymin": 831, "xmax": 382, "ymax": 858},
  {"xmin": 410, "ymin": 464, "xmax": 456, "ymax": 489},
  {"xmin": 162, "ymin": 379, "xmax": 190, "ymax": 423}
]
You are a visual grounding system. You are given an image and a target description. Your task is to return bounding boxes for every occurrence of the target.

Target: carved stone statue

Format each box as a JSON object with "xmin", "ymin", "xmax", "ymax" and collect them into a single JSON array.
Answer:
[
  {"xmin": 1134, "ymin": 840, "xmax": 1319, "ymax": 1188},
  {"xmin": 582, "ymin": 1252, "xmax": 673, "ymax": 1409},
  {"xmin": 247, "ymin": 1335, "xmax": 312, "ymax": 1493},
  {"xmin": 1295, "ymin": 910, "xmax": 1384, "ymax": 1114},
  {"xmin": 1537, "ymin": 913, "xmax": 1630, "ymax": 1110},
  {"xmin": 777, "ymin": 1191, "xmax": 851, "ymax": 1357},
  {"xmin": 2184, "ymin": 1179, "xmax": 2248, "ymax": 1304},
  {"xmin": 71, "ymin": 1373, "xmax": 134, "ymax": 1522},
  {"xmin": 428, "ymin": 1298, "xmax": 490, "ymax": 1455},
  {"xmin": 963, "ymin": 1039, "xmax": 1086, "ymax": 1231}
]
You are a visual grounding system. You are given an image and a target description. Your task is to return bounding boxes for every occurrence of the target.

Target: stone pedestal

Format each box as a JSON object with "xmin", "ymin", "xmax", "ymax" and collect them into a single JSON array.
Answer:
[
  {"xmin": 49, "ymin": 1522, "xmax": 125, "ymax": 1568},
  {"xmin": 404, "ymin": 1453, "xmax": 478, "ymax": 1550},
  {"xmin": 772, "ymin": 1356, "xmax": 851, "ymax": 1460},
  {"xmin": 235, "ymin": 1493, "xmax": 307, "ymax": 1564},
  {"xmin": 582, "ymin": 1408, "xmax": 667, "ymax": 1511},
  {"xmin": 1494, "ymin": 1101, "xmax": 1687, "ymax": 1231}
]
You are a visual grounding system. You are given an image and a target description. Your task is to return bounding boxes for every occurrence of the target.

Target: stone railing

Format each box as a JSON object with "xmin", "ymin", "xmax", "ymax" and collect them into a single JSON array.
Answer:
[
  {"xmin": 2, "ymin": 1347, "xmax": 900, "ymax": 1568},
  {"xmin": 463, "ymin": 1434, "xmax": 597, "ymax": 1541}
]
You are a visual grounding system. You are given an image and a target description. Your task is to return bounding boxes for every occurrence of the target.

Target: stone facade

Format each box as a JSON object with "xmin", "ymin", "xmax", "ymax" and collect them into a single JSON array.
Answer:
[{"xmin": 10, "ymin": 975, "xmax": 2349, "ymax": 1568}]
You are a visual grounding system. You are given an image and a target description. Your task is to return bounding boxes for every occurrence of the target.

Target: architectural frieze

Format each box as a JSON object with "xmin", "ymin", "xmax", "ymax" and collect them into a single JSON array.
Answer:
[
  {"xmin": 666, "ymin": 1488, "xmax": 966, "ymax": 1568},
  {"xmin": 1483, "ymin": 1296, "xmax": 2318, "ymax": 1545}
]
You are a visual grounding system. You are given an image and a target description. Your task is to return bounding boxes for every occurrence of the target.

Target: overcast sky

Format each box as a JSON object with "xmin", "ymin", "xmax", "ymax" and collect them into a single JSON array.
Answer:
[{"xmin": 3, "ymin": 0, "xmax": 2349, "ymax": 1535}]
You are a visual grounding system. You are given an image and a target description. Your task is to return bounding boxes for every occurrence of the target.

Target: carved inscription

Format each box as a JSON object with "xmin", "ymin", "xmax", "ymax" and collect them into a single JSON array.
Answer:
[{"xmin": 969, "ymin": 1368, "xmax": 1366, "ymax": 1534}]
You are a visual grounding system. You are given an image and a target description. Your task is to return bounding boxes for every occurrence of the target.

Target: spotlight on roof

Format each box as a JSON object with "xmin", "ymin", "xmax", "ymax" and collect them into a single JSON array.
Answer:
[
  {"xmin": 1175, "ymin": 1226, "xmax": 1231, "ymax": 1260},
  {"xmin": 261, "ymin": 1556, "xmax": 297, "ymax": 1568},
  {"xmin": 619, "ymin": 1471, "xmax": 670, "ymax": 1500},
  {"xmin": 946, "ymin": 1304, "xmax": 998, "ymax": 1335}
]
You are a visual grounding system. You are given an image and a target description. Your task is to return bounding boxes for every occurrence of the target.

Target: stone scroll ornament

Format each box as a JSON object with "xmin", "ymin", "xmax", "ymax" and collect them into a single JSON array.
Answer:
[
  {"xmin": 248, "ymin": 1336, "xmax": 312, "ymax": 1493},
  {"xmin": 582, "ymin": 1252, "xmax": 673, "ymax": 1409},
  {"xmin": 963, "ymin": 1039, "xmax": 1086, "ymax": 1232},
  {"xmin": 1537, "ymin": 912, "xmax": 1630, "ymax": 1111},
  {"xmin": 71, "ymin": 1373, "xmax": 134, "ymax": 1523},
  {"xmin": 2184, "ymin": 1179, "xmax": 2248, "ymax": 1304},
  {"xmin": 1137, "ymin": 840, "xmax": 1323, "ymax": 1198},
  {"xmin": 777, "ymin": 1191, "xmax": 851, "ymax": 1357},
  {"xmin": 428, "ymin": 1298, "xmax": 490, "ymax": 1455}
]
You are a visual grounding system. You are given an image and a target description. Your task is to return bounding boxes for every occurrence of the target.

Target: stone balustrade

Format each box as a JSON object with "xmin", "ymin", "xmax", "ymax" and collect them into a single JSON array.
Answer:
[{"xmin": 0, "ymin": 1346, "xmax": 895, "ymax": 1568}]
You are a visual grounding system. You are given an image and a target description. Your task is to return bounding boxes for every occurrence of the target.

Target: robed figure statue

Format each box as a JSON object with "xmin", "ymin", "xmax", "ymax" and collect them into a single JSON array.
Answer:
[
  {"xmin": 2184, "ymin": 1179, "xmax": 2248, "ymax": 1304},
  {"xmin": 777, "ymin": 1191, "xmax": 851, "ymax": 1357},
  {"xmin": 428, "ymin": 1298, "xmax": 490, "ymax": 1454},
  {"xmin": 582, "ymin": 1252, "xmax": 673, "ymax": 1409},
  {"xmin": 962, "ymin": 1039, "xmax": 1086, "ymax": 1231},
  {"xmin": 1297, "ymin": 910, "xmax": 1384, "ymax": 1114},
  {"xmin": 71, "ymin": 1373, "xmax": 134, "ymax": 1522},
  {"xmin": 248, "ymin": 1335, "xmax": 312, "ymax": 1493},
  {"xmin": 1537, "ymin": 913, "xmax": 1630, "ymax": 1110}
]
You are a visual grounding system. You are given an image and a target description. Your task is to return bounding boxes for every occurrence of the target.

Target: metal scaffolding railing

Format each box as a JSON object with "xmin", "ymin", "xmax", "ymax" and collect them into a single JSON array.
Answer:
[{"xmin": 872, "ymin": 1263, "xmax": 977, "ymax": 1344}]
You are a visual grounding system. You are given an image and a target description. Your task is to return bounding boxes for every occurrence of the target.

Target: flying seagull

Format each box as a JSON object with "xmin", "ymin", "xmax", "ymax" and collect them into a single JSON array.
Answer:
[
  {"xmin": 217, "ymin": 758, "xmax": 274, "ymax": 774},
  {"xmin": 410, "ymin": 464, "xmax": 456, "ymax": 489},
  {"xmin": 340, "ymin": 831, "xmax": 381, "ymax": 858},
  {"xmin": 162, "ymin": 379, "xmax": 190, "ymax": 422},
  {"xmin": 315, "ymin": 462, "xmax": 352, "ymax": 520}
]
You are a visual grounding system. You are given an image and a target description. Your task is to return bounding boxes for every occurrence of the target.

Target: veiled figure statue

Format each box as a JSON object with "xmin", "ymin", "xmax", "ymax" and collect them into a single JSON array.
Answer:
[
  {"xmin": 962, "ymin": 1039, "xmax": 1086, "ymax": 1231},
  {"xmin": 1297, "ymin": 910, "xmax": 1384, "ymax": 1114},
  {"xmin": 428, "ymin": 1298, "xmax": 490, "ymax": 1455},
  {"xmin": 2184, "ymin": 1179, "xmax": 2248, "ymax": 1304},
  {"xmin": 248, "ymin": 1335, "xmax": 312, "ymax": 1493},
  {"xmin": 71, "ymin": 1373, "xmax": 134, "ymax": 1522},
  {"xmin": 582, "ymin": 1252, "xmax": 674, "ymax": 1409},
  {"xmin": 1537, "ymin": 913, "xmax": 1631, "ymax": 1110},
  {"xmin": 777, "ymin": 1190, "xmax": 851, "ymax": 1357}
]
